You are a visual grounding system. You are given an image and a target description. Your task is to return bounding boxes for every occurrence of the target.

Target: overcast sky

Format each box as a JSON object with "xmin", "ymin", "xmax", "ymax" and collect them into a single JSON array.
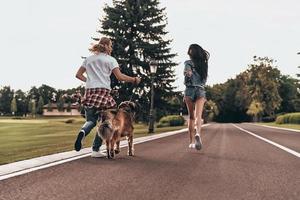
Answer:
[{"xmin": 0, "ymin": 0, "xmax": 299, "ymax": 92}]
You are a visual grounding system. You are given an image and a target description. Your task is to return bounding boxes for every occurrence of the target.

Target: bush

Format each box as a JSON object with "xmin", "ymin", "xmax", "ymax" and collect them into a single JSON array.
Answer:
[
  {"xmin": 157, "ymin": 115, "xmax": 185, "ymax": 127},
  {"xmin": 65, "ymin": 119, "xmax": 75, "ymax": 124},
  {"xmin": 275, "ymin": 113, "xmax": 300, "ymax": 124},
  {"xmin": 262, "ymin": 116, "xmax": 275, "ymax": 122}
]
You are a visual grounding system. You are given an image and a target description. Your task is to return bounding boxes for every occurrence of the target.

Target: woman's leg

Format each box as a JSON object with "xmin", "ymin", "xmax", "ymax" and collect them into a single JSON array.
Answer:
[
  {"xmin": 75, "ymin": 107, "xmax": 99, "ymax": 151},
  {"xmin": 184, "ymin": 96, "xmax": 195, "ymax": 144},
  {"xmin": 194, "ymin": 97, "xmax": 206, "ymax": 136}
]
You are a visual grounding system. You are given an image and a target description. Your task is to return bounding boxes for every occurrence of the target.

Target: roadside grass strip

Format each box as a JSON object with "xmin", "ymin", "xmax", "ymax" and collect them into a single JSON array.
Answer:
[
  {"xmin": 232, "ymin": 124, "xmax": 300, "ymax": 158},
  {"xmin": 252, "ymin": 123, "xmax": 300, "ymax": 133}
]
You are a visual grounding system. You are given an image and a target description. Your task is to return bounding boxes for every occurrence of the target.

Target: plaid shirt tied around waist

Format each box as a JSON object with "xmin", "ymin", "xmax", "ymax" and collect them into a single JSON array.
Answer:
[{"xmin": 80, "ymin": 88, "xmax": 116, "ymax": 109}]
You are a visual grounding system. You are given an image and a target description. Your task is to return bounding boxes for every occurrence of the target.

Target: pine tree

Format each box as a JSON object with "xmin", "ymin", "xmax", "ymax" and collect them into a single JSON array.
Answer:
[
  {"xmin": 10, "ymin": 97, "xmax": 17, "ymax": 115},
  {"xmin": 57, "ymin": 95, "xmax": 65, "ymax": 112},
  {"xmin": 37, "ymin": 97, "xmax": 45, "ymax": 115},
  {"xmin": 32, "ymin": 101, "xmax": 36, "ymax": 117},
  {"xmin": 99, "ymin": 0, "xmax": 177, "ymax": 121},
  {"xmin": 28, "ymin": 100, "xmax": 36, "ymax": 117}
]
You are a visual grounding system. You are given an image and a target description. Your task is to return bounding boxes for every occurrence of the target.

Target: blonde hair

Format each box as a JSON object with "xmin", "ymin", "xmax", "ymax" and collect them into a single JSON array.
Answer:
[{"xmin": 89, "ymin": 37, "xmax": 112, "ymax": 54}]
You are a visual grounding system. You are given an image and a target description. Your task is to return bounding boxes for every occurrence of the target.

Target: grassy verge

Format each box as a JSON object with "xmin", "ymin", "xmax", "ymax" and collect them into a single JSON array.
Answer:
[
  {"xmin": 257, "ymin": 122, "xmax": 300, "ymax": 131},
  {"xmin": 0, "ymin": 118, "xmax": 186, "ymax": 165}
]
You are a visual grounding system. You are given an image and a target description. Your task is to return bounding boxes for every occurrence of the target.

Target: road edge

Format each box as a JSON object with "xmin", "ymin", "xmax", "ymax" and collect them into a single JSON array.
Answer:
[{"xmin": 0, "ymin": 124, "xmax": 210, "ymax": 181}]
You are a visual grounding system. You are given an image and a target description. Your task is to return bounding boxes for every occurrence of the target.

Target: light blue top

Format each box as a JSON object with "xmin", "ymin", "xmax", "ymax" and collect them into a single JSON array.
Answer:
[
  {"xmin": 183, "ymin": 60, "xmax": 206, "ymax": 87},
  {"xmin": 82, "ymin": 53, "xmax": 119, "ymax": 89}
]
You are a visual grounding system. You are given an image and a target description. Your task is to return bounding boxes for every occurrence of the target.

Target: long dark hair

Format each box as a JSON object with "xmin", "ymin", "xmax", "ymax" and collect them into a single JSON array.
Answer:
[{"xmin": 188, "ymin": 44, "xmax": 210, "ymax": 81}]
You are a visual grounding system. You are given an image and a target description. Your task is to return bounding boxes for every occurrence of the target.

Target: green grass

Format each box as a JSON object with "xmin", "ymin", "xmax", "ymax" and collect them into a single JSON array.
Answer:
[
  {"xmin": 0, "ymin": 118, "xmax": 186, "ymax": 165},
  {"xmin": 257, "ymin": 122, "xmax": 300, "ymax": 131}
]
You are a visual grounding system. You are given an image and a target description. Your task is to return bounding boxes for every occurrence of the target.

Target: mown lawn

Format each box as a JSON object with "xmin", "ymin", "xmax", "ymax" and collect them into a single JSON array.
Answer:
[
  {"xmin": 0, "ymin": 117, "xmax": 186, "ymax": 165},
  {"xmin": 257, "ymin": 122, "xmax": 300, "ymax": 131}
]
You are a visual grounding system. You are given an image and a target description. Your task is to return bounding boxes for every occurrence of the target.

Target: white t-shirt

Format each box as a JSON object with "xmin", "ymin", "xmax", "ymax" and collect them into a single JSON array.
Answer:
[{"xmin": 81, "ymin": 53, "xmax": 119, "ymax": 89}]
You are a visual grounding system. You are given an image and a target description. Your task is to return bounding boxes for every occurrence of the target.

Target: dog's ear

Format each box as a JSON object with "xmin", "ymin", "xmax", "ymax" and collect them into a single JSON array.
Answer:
[
  {"xmin": 118, "ymin": 102, "xmax": 125, "ymax": 109},
  {"xmin": 129, "ymin": 102, "xmax": 136, "ymax": 112},
  {"xmin": 110, "ymin": 109, "xmax": 118, "ymax": 116}
]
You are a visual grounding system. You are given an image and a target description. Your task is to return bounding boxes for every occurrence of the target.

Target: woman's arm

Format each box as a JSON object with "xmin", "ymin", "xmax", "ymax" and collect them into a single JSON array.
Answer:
[
  {"xmin": 112, "ymin": 68, "xmax": 141, "ymax": 84},
  {"xmin": 75, "ymin": 66, "xmax": 87, "ymax": 82}
]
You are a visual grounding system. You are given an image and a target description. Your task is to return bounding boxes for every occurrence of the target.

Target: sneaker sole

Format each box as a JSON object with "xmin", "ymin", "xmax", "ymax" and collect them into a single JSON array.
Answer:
[
  {"xmin": 195, "ymin": 135, "xmax": 202, "ymax": 150},
  {"xmin": 74, "ymin": 132, "xmax": 84, "ymax": 151}
]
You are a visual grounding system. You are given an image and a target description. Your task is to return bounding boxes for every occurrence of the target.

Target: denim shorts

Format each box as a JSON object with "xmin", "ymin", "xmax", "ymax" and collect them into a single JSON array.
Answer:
[{"xmin": 184, "ymin": 86, "xmax": 206, "ymax": 102}]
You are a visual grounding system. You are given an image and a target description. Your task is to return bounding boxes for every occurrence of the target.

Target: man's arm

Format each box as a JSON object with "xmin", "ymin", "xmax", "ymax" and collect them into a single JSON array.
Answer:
[{"xmin": 75, "ymin": 66, "xmax": 87, "ymax": 82}]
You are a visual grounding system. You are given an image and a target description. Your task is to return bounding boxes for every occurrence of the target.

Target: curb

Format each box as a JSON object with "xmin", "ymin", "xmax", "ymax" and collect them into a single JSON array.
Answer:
[{"xmin": 0, "ymin": 124, "xmax": 209, "ymax": 181}]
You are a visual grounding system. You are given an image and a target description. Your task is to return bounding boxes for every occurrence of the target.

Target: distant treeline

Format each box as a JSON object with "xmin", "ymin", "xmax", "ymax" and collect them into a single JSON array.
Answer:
[
  {"xmin": 206, "ymin": 56, "xmax": 300, "ymax": 122},
  {"xmin": 1, "ymin": 56, "xmax": 299, "ymax": 123}
]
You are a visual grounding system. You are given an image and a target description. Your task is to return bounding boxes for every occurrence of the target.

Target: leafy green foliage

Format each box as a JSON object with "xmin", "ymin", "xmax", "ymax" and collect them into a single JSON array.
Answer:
[
  {"xmin": 100, "ymin": 0, "xmax": 177, "ymax": 121},
  {"xmin": 10, "ymin": 97, "xmax": 17, "ymax": 115},
  {"xmin": 276, "ymin": 113, "xmax": 300, "ymax": 124},
  {"xmin": 157, "ymin": 115, "xmax": 185, "ymax": 127}
]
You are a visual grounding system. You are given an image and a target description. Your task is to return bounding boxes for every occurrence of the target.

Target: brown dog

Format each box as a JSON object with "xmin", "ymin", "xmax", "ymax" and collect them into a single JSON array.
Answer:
[
  {"xmin": 113, "ymin": 101, "xmax": 137, "ymax": 157},
  {"xmin": 97, "ymin": 109, "xmax": 117, "ymax": 159},
  {"xmin": 97, "ymin": 101, "xmax": 137, "ymax": 159}
]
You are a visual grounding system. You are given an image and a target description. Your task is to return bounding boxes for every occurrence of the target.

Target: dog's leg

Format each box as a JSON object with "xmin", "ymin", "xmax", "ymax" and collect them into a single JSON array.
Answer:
[
  {"xmin": 106, "ymin": 140, "xmax": 111, "ymax": 159},
  {"xmin": 127, "ymin": 135, "xmax": 134, "ymax": 156},
  {"xmin": 115, "ymin": 140, "xmax": 120, "ymax": 154},
  {"xmin": 110, "ymin": 138, "xmax": 115, "ymax": 158}
]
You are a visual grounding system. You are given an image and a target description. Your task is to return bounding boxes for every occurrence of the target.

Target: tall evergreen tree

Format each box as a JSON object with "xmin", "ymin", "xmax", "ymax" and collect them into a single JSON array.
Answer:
[
  {"xmin": 15, "ymin": 89, "xmax": 27, "ymax": 116},
  {"xmin": 10, "ymin": 97, "xmax": 17, "ymax": 115},
  {"xmin": 57, "ymin": 95, "xmax": 65, "ymax": 112},
  {"xmin": 0, "ymin": 86, "xmax": 14, "ymax": 115},
  {"xmin": 28, "ymin": 99, "xmax": 36, "ymax": 117},
  {"xmin": 99, "ymin": 0, "xmax": 177, "ymax": 121},
  {"xmin": 37, "ymin": 97, "xmax": 45, "ymax": 115}
]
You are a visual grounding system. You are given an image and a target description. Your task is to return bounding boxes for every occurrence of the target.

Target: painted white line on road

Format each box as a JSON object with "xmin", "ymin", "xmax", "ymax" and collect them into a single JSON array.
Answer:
[
  {"xmin": 249, "ymin": 123, "xmax": 300, "ymax": 133},
  {"xmin": 232, "ymin": 124, "xmax": 300, "ymax": 158},
  {"xmin": 0, "ymin": 124, "xmax": 210, "ymax": 181}
]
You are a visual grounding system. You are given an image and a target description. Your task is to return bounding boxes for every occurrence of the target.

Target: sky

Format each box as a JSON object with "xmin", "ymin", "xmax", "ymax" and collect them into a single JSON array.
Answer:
[{"xmin": 0, "ymin": 0, "xmax": 299, "ymax": 92}]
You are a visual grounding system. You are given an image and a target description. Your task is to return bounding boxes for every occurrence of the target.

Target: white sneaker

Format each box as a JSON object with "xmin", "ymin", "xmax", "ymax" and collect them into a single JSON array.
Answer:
[
  {"xmin": 91, "ymin": 151, "xmax": 106, "ymax": 158},
  {"xmin": 189, "ymin": 143, "xmax": 196, "ymax": 149},
  {"xmin": 195, "ymin": 133, "xmax": 202, "ymax": 150}
]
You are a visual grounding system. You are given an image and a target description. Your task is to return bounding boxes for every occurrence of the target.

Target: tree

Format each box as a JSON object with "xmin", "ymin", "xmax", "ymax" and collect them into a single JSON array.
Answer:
[
  {"xmin": 297, "ymin": 52, "xmax": 300, "ymax": 78},
  {"xmin": 246, "ymin": 100, "xmax": 263, "ymax": 122},
  {"xmin": 0, "ymin": 86, "xmax": 14, "ymax": 115},
  {"xmin": 28, "ymin": 99, "xmax": 36, "ymax": 117},
  {"xmin": 37, "ymin": 97, "xmax": 45, "ymax": 115},
  {"xmin": 246, "ymin": 56, "xmax": 282, "ymax": 117},
  {"xmin": 57, "ymin": 95, "xmax": 65, "ymax": 112},
  {"xmin": 278, "ymin": 75, "xmax": 299, "ymax": 113},
  {"xmin": 203, "ymin": 100, "xmax": 219, "ymax": 122},
  {"xmin": 27, "ymin": 86, "xmax": 40, "ymax": 102},
  {"xmin": 66, "ymin": 101, "xmax": 72, "ymax": 112},
  {"xmin": 38, "ymin": 84, "xmax": 56, "ymax": 105},
  {"xmin": 100, "ymin": 0, "xmax": 177, "ymax": 121},
  {"xmin": 15, "ymin": 89, "xmax": 27, "ymax": 116},
  {"xmin": 10, "ymin": 97, "xmax": 17, "ymax": 115}
]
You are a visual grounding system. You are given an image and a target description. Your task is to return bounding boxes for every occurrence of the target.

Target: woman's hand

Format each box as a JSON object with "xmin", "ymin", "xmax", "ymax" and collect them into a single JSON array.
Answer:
[
  {"xmin": 134, "ymin": 77, "xmax": 141, "ymax": 85},
  {"xmin": 186, "ymin": 70, "xmax": 192, "ymax": 77}
]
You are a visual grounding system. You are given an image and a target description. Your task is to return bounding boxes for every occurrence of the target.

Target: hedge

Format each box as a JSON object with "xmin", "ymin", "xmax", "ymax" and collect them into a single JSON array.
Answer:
[
  {"xmin": 275, "ymin": 113, "xmax": 300, "ymax": 124},
  {"xmin": 157, "ymin": 115, "xmax": 185, "ymax": 127}
]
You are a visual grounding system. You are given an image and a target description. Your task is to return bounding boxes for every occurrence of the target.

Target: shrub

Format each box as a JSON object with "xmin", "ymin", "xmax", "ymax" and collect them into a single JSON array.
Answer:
[
  {"xmin": 65, "ymin": 119, "xmax": 75, "ymax": 124},
  {"xmin": 262, "ymin": 116, "xmax": 275, "ymax": 122},
  {"xmin": 275, "ymin": 113, "xmax": 300, "ymax": 124},
  {"xmin": 157, "ymin": 115, "xmax": 185, "ymax": 127}
]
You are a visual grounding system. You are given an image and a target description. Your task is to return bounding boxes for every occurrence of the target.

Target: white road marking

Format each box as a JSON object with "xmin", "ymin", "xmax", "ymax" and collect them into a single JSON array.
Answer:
[{"xmin": 232, "ymin": 124, "xmax": 300, "ymax": 158}]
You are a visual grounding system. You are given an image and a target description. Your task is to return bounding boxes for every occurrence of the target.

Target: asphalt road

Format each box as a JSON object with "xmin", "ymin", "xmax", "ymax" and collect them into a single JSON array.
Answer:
[{"xmin": 0, "ymin": 123, "xmax": 299, "ymax": 200}]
